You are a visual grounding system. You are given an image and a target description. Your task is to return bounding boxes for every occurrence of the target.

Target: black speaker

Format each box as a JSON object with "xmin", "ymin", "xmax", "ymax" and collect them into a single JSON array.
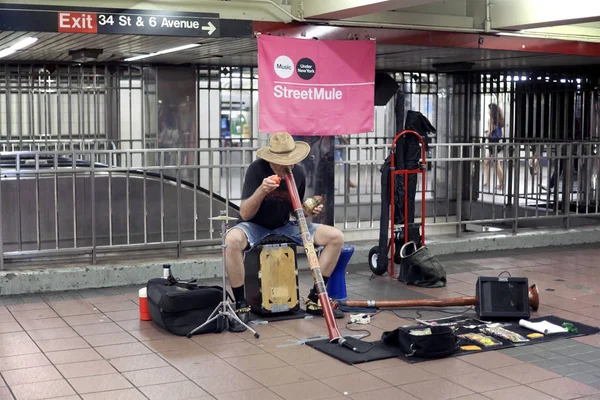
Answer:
[
  {"xmin": 374, "ymin": 72, "xmax": 399, "ymax": 106},
  {"xmin": 475, "ymin": 276, "xmax": 530, "ymax": 320}
]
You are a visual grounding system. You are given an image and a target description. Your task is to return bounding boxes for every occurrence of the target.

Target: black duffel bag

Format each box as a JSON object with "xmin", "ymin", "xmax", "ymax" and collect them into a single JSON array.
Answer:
[
  {"xmin": 398, "ymin": 241, "xmax": 447, "ymax": 288},
  {"xmin": 146, "ymin": 278, "xmax": 227, "ymax": 336},
  {"xmin": 381, "ymin": 325, "xmax": 458, "ymax": 359}
]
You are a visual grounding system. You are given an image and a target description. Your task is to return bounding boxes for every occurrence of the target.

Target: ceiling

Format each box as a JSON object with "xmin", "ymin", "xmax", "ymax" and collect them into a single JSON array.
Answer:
[
  {"xmin": 295, "ymin": 0, "xmax": 600, "ymax": 43},
  {"xmin": 2, "ymin": 30, "xmax": 600, "ymax": 72},
  {"xmin": 1, "ymin": 0, "xmax": 600, "ymax": 72}
]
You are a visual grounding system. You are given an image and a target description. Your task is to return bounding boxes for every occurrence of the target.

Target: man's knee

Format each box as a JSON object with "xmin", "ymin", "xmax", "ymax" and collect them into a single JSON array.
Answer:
[
  {"xmin": 225, "ymin": 228, "xmax": 248, "ymax": 252},
  {"xmin": 315, "ymin": 225, "xmax": 344, "ymax": 247},
  {"xmin": 331, "ymin": 228, "xmax": 344, "ymax": 246}
]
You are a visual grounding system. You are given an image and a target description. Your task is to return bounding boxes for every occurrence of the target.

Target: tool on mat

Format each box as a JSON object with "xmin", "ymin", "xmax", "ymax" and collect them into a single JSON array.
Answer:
[{"xmin": 350, "ymin": 314, "xmax": 371, "ymax": 324}]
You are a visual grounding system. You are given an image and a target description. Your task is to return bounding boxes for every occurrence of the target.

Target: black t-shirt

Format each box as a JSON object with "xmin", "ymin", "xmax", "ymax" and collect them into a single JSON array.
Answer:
[{"xmin": 240, "ymin": 159, "xmax": 306, "ymax": 230}]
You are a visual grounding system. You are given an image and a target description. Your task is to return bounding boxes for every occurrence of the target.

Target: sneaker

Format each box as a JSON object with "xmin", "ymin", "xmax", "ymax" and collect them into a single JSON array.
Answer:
[
  {"xmin": 228, "ymin": 301, "xmax": 250, "ymax": 332},
  {"xmin": 305, "ymin": 295, "xmax": 345, "ymax": 319}
]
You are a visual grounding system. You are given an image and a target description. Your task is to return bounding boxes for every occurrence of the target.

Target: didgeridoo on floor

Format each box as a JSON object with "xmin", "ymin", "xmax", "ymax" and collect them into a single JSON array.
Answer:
[{"xmin": 339, "ymin": 284, "xmax": 540, "ymax": 311}]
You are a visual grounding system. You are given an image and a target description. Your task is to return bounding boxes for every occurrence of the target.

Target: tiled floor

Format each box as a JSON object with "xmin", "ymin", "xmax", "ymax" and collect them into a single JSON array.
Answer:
[{"xmin": 1, "ymin": 244, "xmax": 600, "ymax": 399}]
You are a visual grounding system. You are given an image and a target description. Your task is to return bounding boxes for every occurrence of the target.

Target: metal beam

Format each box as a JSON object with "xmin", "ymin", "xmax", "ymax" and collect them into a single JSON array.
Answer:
[
  {"xmin": 294, "ymin": 0, "xmax": 440, "ymax": 20},
  {"xmin": 491, "ymin": 0, "xmax": 600, "ymax": 30},
  {"xmin": 523, "ymin": 25, "xmax": 600, "ymax": 43},
  {"xmin": 344, "ymin": 11, "xmax": 474, "ymax": 29},
  {"xmin": 253, "ymin": 21, "xmax": 600, "ymax": 56}
]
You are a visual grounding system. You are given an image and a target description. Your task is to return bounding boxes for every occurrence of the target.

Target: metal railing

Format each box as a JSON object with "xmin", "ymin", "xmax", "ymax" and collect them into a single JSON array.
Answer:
[
  {"xmin": 334, "ymin": 140, "xmax": 599, "ymax": 231},
  {"xmin": 0, "ymin": 139, "xmax": 117, "ymax": 152},
  {"xmin": 0, "ymin": 140, "xmax": 598, "ymax": 268}
]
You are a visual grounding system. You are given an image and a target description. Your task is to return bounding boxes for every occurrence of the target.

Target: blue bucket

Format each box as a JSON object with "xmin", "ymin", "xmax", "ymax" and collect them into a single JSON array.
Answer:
[{"xmin": 326, "ymin": 245, "xmax": 354, "ymax": 301}]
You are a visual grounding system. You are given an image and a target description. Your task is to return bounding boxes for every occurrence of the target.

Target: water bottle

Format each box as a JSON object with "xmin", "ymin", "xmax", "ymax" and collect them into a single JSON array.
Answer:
[{"xmin": 162, "ymin": 264, "xmax": 171, "ymax": 279}]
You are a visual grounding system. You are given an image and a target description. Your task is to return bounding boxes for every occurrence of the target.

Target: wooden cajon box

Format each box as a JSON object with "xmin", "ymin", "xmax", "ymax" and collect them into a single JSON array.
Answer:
[{"xmin": 244, "ymin": 237, "xmax": 300, "ymax": 316}]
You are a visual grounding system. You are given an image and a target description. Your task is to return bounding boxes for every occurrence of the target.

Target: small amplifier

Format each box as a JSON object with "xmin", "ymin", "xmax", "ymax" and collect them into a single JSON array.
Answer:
[
  {"xmin": 244, "ymin": 237, "xmax": 300, "ymax": 316},
  {"xmin": 475, "ymin": 276, "xmax": 530, "ymax": 320}
]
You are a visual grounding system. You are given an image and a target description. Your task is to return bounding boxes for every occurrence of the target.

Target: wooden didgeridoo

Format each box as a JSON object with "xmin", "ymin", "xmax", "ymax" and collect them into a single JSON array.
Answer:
[
  {"xmin": 339, "ymin": 284, "xmax": 540, "ymax": 312},
  {"xmin": 283, "ymin": 168, "xmax": 346, "ymax": 344}
]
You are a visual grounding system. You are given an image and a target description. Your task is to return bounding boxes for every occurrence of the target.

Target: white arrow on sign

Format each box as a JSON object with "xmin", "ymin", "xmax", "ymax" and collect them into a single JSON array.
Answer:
[{"xmin": 202, "ymin": 21, "xmax": 217, "ymax": 36}]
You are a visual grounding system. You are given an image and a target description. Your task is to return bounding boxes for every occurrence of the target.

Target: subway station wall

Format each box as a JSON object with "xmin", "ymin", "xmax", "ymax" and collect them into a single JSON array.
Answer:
[
  {"xmin": 0, "ymin": 65, "xmax": 441, "ymax": 144},
  {"xmin": 1, "ymin": 64, "xmax": 599, "ymax": 159}
]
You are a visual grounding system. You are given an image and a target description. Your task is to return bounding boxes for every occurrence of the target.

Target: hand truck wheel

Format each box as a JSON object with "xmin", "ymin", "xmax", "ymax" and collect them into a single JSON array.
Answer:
[{"xmin": 368, "ymin": 246, "xmax": 387, "ymax": 276}]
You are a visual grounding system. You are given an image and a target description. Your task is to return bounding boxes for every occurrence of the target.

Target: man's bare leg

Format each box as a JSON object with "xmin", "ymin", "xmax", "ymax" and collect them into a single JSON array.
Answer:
[
  {"xmin": 224, "ymin": 228, "xmax": 247, "ymax": 288},
  {"xmin": 313, "ymin": 224, "xmax": 344, "ymax": 276},
  {"xmin": 305, "ymin": 224, "xmax": 345, "ymax": 318},
  {"xmin": 224, "ymin": 228, "xmax": 250, "ymax": 332}
]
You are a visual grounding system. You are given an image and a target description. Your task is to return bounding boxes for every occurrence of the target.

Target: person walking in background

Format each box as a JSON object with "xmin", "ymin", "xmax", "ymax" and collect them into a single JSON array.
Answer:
[{"xmin": 483, "ymin": 103, "xmax": 505, "ymax": 191}]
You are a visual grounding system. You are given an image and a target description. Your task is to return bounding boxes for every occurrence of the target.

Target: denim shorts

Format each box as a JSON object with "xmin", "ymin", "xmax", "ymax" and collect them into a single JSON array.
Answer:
[{"xmin": 230, "ymin": 221, "xmax": 320, "ymax": 251}]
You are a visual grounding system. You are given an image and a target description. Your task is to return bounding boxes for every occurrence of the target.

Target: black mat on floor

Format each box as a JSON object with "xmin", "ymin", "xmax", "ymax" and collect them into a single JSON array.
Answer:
[
  {"xmin": 249, "ymin": 308, "xmax": 308, "ymax": 322},
  {"xmin": 305, "ymin": 336, "xmax": 398, "ymax": 365},
  {"xmin": 307, "ymin": 316, "xmax": 600, "ymax": 365}
]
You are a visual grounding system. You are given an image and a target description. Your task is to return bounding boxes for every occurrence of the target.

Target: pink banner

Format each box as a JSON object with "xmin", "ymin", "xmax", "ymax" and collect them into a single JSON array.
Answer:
[{"xmin": 258, "ymin": 35, "xmax": 375, "ymax": 136}]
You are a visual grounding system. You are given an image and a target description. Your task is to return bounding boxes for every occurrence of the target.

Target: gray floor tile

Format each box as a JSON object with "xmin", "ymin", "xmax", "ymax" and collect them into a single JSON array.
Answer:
[
  {"xmin": 549, "ymin": 363, "xmax": 599, "ymax": 376},
  {"xmin": 514, "ymin": 353, "xmax": 546, "ymax": 362},
  {"xmin": 1, "ymin": 296, "xmax": 24, "ymax": 305},
  {"xmin": 589, "ymin": 380, "xmax": 600, "ymax": 389},
  {"xmin": 531, "ymin": 356, "xmax": 581, "ymax": 369},
  {"xmin": 498, "ymin": 347, "xmax": 526, "ymax": 356},
  {"xmin": 533, "ymin": 350, "xmax": 565, "ymax": 359},
  {"xmin": 536, "ymin": 339, "xmax": 580, "ymax": 350},
  {"xmin": 572, "ymin": 350, "xmax": 600, "ymax": 363},
  {"xmin": 554, "ymin": 344, "xmax": 600, "ymax": 356},
  {"xmin": 510, "ymin": 345, "xmax": 545, "ymax": 355},
  {"xmin": 588, "ymin": 369, "xmax": 600, "ymax": 378},
  {"xmin": 570, "ymin": 372, "xmax": 600, "ymax": 385}
]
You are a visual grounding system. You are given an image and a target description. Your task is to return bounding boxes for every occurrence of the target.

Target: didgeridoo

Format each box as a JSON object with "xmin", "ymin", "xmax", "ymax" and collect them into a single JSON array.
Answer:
[
  {"xmin": 339, "ymin": 284, "xmax": 540, "ymax": 312},
  {"xmin": 283, "ymin": 168, "xmax": 345, "ymax": 345}
]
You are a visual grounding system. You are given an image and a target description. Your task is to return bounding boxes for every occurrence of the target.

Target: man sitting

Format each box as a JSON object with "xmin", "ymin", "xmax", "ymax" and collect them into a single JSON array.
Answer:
[{"xmin": 224, "ymin": 132, "xmax": 345, "ymax": 332}]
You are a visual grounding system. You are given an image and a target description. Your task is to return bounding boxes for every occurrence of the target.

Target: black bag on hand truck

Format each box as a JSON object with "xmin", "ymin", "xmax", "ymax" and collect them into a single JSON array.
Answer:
[{"xmin": 146, "ymin": 278, "xmax": 227, "ymax": 336}]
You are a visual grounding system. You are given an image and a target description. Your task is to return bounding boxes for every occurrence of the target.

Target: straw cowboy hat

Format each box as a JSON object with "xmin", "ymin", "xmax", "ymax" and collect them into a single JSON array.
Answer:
[{"xmin": 256, "ymin": 132, "xmax": 311, "ymax": 165}]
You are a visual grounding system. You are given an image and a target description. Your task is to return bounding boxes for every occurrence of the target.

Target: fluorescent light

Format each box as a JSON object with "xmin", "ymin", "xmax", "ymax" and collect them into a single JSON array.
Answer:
[
  {"xmin": 11, "ymin": 37, "xmax": 38, "ymax": 51},
  {"xmin": 0, "ymin": 49, "xmax": 16, "ymax": 59},
  {"xmin": 155, "ymin": 43, "xmax": 200, "ymax": 55},
  {"xmin": 124, "ymin": 43, "xmax": 200, "ymax": 61},
  {"xmin": 0, "ymin": 36, "xmax": 38, "ymax": 59},
  {"xmin": 124, "ymin": 54, "xmax": 151, "ymax": 62}
]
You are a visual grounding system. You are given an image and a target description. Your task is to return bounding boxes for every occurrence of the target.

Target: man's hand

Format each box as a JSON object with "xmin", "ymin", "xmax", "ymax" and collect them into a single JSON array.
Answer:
[
  {"xmin": 240, "ymin": 176, "xmax": 279, "ymax": 221},
  {"xmin": 311, "ymin": 204, "xmax": 323, "ymax": 216},
  {"xmin": 259, "ymin": 176, "xmax": 279, "ymax": 196}
]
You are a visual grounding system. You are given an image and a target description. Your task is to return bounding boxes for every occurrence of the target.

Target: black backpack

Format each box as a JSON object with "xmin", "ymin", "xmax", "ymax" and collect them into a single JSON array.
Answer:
[
  {"xmin": 146, "ymin": 278, "xmax": 227, "ymax": 336},
  {"xmin": 382, "ymin": 325, "xmax": 458, "ymax": 359}
]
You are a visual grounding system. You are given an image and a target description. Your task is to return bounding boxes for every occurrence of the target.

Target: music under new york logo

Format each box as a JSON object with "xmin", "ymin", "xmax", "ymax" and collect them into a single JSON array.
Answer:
[{"xmin": 272, "ymin": 55, "xmax": 342, "ymax": 101}]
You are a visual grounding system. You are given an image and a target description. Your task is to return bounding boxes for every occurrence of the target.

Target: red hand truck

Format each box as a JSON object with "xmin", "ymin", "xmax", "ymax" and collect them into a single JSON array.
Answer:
[{"xmin": 368, "ymin": 129, "xmax": 428, "ymax": 279}]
